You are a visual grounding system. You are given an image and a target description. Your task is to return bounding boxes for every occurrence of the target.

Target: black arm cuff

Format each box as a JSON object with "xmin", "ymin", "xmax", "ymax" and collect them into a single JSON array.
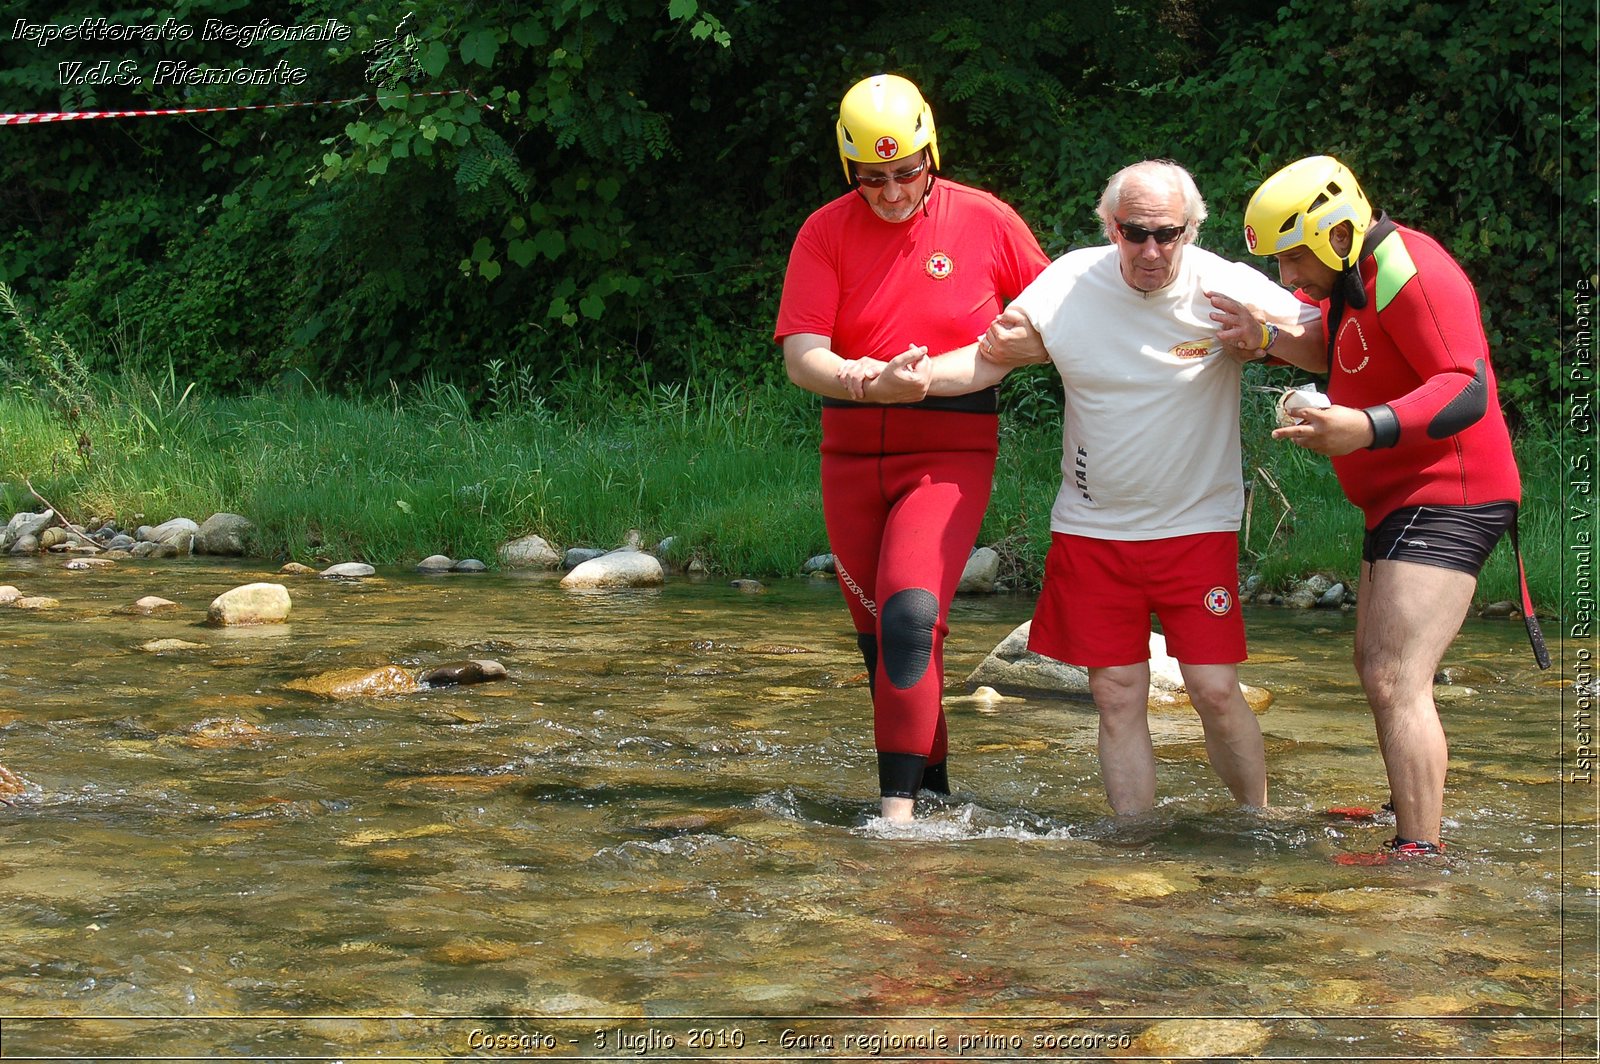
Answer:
[{"xmin": 1364, "ymin": 404, "xmax": 1401, "ymax": 449}]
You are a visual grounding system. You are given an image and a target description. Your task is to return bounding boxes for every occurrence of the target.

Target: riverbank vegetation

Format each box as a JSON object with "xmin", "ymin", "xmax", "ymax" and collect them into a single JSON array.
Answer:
[{"xmin": 0, "ymin": 354, "xmax": 1567, "ymax": 613}]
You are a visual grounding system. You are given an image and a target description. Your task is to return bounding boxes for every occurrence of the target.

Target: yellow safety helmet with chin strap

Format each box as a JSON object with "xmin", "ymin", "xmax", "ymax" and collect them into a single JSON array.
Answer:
[
  {"xmin": 1243, "ymin": 155, "xmax": 1373, "ymax": 272},
  {"xmin": 835, "ymin": 74, "xmax": 940, "ymax": 185}
]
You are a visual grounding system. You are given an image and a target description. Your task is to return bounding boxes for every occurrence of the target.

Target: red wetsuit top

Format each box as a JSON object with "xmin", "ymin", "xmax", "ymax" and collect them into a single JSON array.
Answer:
[
  {"xmin": 775, "ymin": 178, "xmax": 1049, "ymax": 396},
  {"xmin": 1313, "ymin": 217, "xmax": 1521, "ymax": 527}
]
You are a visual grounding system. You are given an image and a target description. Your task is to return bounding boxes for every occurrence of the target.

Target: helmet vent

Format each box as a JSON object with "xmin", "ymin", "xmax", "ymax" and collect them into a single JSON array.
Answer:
[{"xmin": 1308, "ymin": 191, "xmax": 1330, "ymax": 212}]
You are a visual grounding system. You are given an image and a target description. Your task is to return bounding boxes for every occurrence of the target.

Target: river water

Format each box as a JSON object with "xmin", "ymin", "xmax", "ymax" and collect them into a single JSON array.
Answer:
[{"xmin": 0, "ymin": 558, "xmax": 1592, "ymax": 1061}]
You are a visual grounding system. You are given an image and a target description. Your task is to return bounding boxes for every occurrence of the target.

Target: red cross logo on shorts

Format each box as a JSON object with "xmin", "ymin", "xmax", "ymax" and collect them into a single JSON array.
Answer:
[
  {"xmin": 925, "ymin": 251, "xmax": 954, "ymax": 280},
  {"xmin": 1205, "ymin": 587, "xmax": 1233, "ymax": 615},
  {"xmin": 874, "ymin": 136, "xmax": 899, "ymax": 159}
]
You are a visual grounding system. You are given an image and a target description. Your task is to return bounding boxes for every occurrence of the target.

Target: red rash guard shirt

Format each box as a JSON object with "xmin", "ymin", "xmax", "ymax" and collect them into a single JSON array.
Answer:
[
  {"xmin": 1315, "ymin": 223, "xmax": 1521, "ymax": 526},
  {"xmin": 774, "ymin": 178, "xmax": 1049, "ymax": 367}
]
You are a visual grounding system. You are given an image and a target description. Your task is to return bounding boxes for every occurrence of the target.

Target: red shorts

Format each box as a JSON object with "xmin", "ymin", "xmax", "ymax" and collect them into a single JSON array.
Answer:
[{"xmin": 1028, "ymin": 531, "xmax": 1246, "ymax": 668}]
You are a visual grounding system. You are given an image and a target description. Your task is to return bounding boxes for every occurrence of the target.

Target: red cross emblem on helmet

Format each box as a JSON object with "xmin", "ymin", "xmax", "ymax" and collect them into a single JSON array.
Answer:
[
  {"xmin": 874, "ymin": 136, "xmax": 899, "ymax": 159},
  {"xmin": 1205, "ymin": 587, "xmax": 1233, "ymax": 616},
  {"xmin": 1244, "ymin": 224, "xmax": 1258, "ymax": 252}
]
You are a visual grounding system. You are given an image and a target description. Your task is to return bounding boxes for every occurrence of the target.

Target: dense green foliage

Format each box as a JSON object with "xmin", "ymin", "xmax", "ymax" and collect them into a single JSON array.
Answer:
[{"xmin": 1, "ymin": 1, "xmax": 1591, "ymax": 412}]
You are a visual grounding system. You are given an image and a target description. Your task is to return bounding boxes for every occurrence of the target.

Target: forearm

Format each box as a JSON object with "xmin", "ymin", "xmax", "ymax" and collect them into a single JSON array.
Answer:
[
  {"xmin": 925, "ymin": 343, "xmax": 1010, "ymax": 395},
  {"xmin": 782, "ymin": 335, "xmax": 865, "ymax": 401}
]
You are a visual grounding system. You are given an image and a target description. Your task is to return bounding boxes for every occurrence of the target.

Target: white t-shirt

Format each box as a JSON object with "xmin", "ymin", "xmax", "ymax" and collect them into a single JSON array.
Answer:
[{"xmin": 1012, "ymin": 243, "xmax": 1320, "ymax": 540}]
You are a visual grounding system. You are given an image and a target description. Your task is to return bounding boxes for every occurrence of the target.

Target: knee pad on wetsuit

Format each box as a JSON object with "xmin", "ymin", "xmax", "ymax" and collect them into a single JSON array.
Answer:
[{"xmin": 879, "ymin": 587, "xmax": 939, "ymax": 690}]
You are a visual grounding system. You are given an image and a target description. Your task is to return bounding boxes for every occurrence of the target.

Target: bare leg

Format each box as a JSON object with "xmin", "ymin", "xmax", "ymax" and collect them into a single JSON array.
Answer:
[
  {"xmin": 1178, "ymin": 661, "xmax": 1268, "ymax": 807},
  {"xmin": 1088, "ymin": 663, "xmax": 1156, "ymax": 814},
  {"xmin": 1354, "ymin": 559, "xmax": 1475, "ymax": 846},
  {"xmin": 880, "ymin": 796, "xmax": 915, "ymax": 822}
]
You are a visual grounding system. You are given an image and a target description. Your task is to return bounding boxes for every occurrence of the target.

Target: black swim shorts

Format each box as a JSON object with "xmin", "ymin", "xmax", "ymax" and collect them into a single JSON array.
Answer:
[{"xmin": 1361, "ymin": 501, "xmax": 1517, "ymax": 576}]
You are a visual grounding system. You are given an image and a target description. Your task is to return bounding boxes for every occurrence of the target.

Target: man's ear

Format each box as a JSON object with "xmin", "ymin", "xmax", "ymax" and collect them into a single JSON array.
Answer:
[{"xmin": 1330, "ymin": 220, "xmax": 1355, "ymax": 258}]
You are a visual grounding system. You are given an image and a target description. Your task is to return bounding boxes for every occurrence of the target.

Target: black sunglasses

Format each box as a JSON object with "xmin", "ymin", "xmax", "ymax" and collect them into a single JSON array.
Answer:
[
  {"xmin": 1115, "ymin": 219, "xmax": 1187, "ymax": 245},
  {"xmin": 855, "ymin": 161, "xmax": 928, "ymax": 189}
]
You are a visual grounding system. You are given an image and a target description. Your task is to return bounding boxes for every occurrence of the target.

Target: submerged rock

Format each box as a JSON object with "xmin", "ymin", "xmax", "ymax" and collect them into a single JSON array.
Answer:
[
  {"xmin": 278, "ymin": 562, "xmax": 318, "ymax": 575},
  {"xmin": 121, "ymin": 596, "xmax": 181, "ymax": 616},
  {"xmin": 207, "ymin": 583, "xmax": 291, "ymax": 626},
  {"xmin": 1135, "ymin": 1018, "xmax": 1271, "ymax": 1058},
  {"xmin": 64, "ymin": 557, "xmax": 116, "ymax": 571},
  {"xmin": 140, "ymin": 638, "xmax": 208, "ymax": 653},
  {"xmin": 0, "ymin": 762, "xmax": 26, "ymax": 803},
  {"xmin": 967, "ymin": 623, "xmax": 1270, "ymax": 711},
  {"xmin": 180, "ymin": 717, "xmax": 272, "ymax": 748},
  {"xmin": 416, "ymin": 554, "xmax": 456, "ymax": 573},
  {"xmin": 0, "ymin": 586, "xmax": 23, "ymax": 605},
  {"xmin": 417, "ymin": 659, "xmax": 507, "ymax": 687},
  {"xmin": 286, "ymin": 665, "xmax": 420, "ymax": 699}
]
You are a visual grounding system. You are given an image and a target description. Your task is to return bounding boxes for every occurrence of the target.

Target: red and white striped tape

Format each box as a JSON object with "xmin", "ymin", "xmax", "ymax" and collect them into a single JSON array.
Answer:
[{"xmin": 0, "ymin": 89, "xmax": 482, "ymax": 125}]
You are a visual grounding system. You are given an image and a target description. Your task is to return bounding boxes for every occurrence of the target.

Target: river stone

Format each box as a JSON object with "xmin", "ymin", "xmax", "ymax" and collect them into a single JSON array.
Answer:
[
  {"xmin": 141, "ymin": 517, "xmax": 200, "ymax": 552},
  {"xmin": 561, "ymin": 551, "xmax": 664, "ymax": 589},
  {"xmin": 278, "ymin": 562, "xmax": 318, "ymax": 575},
  {"xmin": 130, "ymin": 542, "xmax": 180, "ymax": 559},
  {"xmin": 8, "ymin": 533, "xmax": 39, "ymax": 554},
  {"xmin": 0, "ymin": 586, "xmax": 21, "ymax": 604},
  {"xmin": 1480, "ymin": 600, "xmax": 1520, "ymax": 618},
  {"xmin": 65, "ymin": 557, "xmax": 116, "ymax": 570},
  {"xmin": 140, "ymin": 638, "xmax": 208, "ymax": 652},
  {"xmin": 564, "ymin": 547, "xmax": 606, "ymax": 568},
  {"xmin": 801, "ymin": 553, "xmax": 836, "ymax": 575},
  {"xmin": 124, "ymin": 596, "xmax": 181, "ymax": 615},
  {"xmin": 730, "ymin": 579, "xmax": 765, "ymax": 593},
  {"xmin": 452, "ymin": 558, "xmax": 487, "ymax": 572},
  {"xmin": 416, "ymin": 554, "xmax": 455, "ymax": 572},
  {"xmin": 321, "ymin": 562, "xmax": 376, "ymax": 579},
  {"xmin": 39, "ymin": 527, "xmax": 68, "ymax": 550},
  {"xmin": 1135, "ymin": 1018, "xmax": 1271, "ymax": 1058},
  {"xmin": 417, "ymin": 659, "xmax": 507, "ymax": 687},
  {"xmin": 1, "ymin": 510, "xmax": 55, "ymax": 551},
  {"xmin": 0, "ymin": 763, "xmax": 25, "ymax": 802},
  {"xmin": 180, "ymin": 717, "xmax": 270, "ymax": 748},
  {"xmin": 285, "ymin": 665, "xmax": 420, "ymax": 699},
  {"xmin": 207, "ymin": 583, "xmax": 291, "ymax": 626},
  {"xmin": 499, "ymin": 533, "xmax": 561, "ymax": 569},
  {"xmin": 967, "ymin": 623, "xmax": 1269, "ymax": 710},
  {"xmin": 195, "ymin": 513, "xmax": 254, "ymax": 556},
  {"xmin": 14, "ymin": 596, "xmax": 60, "ymax": 610},
  {"xmin": 957, "ymin": 547, "xmax": 1000, "ymax": 593},
  {"xmin": 1317, "ymin": 581, "xmax": 1347, "ymax": 608}
]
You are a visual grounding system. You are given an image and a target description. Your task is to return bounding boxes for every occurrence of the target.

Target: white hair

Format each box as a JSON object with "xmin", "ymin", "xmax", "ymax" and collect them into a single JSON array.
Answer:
[{"xmin": 1096, "ymin": 159, "xmax": 1208, "ymax": 243}]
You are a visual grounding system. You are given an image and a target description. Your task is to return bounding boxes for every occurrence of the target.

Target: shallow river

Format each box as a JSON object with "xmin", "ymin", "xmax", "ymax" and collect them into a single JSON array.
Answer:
[{"xmin": 0, "ymin": 558, "xmax": 1592, "ymax": 1061}]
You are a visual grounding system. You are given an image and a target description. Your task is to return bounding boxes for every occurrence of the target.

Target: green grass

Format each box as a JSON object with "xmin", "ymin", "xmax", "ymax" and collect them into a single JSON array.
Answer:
[{"xmin": 0, "ymin": 368, "xmax": 1569, "ymax": 614}]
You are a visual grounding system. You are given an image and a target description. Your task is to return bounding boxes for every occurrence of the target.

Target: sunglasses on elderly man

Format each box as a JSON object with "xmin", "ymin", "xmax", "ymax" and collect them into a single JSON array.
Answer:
[
  {"xmin": 855, "ymin": 161, "xmax": 928, "ymax": 189},
  {"xmin": 1114, "ymin": 219, "xmax": 1187, "ymax": 245}
]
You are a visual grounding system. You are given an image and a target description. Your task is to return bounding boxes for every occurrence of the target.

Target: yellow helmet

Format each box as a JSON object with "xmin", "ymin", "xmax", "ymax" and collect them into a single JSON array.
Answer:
[
  {"xmin": 1244, "ymin": 155, "xmax": 1373, "ymax": 272},
  {"xmin": 835, "ymin": 74, "xmax": 940, "ymax": 185}
]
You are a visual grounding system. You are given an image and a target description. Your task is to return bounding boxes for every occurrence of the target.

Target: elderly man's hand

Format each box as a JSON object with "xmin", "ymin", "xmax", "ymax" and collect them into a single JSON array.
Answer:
[
  {"xmin": 978, "ymin": 306, "xmax": 1049, "ymax": 366},
  {"xmin": 1270, "ymin": 404, "xmax": 1374, "ymax": 456}
]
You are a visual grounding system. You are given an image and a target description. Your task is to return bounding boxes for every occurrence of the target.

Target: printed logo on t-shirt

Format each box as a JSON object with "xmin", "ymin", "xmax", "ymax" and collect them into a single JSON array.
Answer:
[
  {"xmin": 1336, "ymin": 318, "xmax": 1371, "ymax": 374},
  {"xmin": 874, "ymin": 136, "xmax": 899, "ymax": 159},
  {"xmin": 1170, "ymin": 339, "xmax": 1212, "ymax": 360},
  {"xmin": 1205, "ymin": 587, "xmax": 1233, "ymax": 615},
  {"xmin": 925, "ymin": 251, "xmax": 954, "ymax": 280}
]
